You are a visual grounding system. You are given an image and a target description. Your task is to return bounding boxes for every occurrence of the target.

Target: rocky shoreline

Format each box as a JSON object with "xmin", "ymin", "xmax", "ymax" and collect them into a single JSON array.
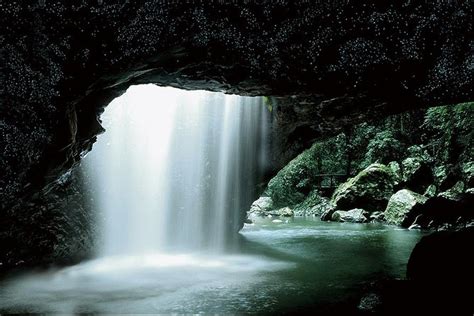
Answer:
[{"xmin": 247, "ymin": 104, "xmax": 473, "ymax": 231}]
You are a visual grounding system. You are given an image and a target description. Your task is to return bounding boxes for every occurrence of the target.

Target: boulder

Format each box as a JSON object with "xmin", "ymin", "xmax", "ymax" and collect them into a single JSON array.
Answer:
[
  {"xmin": 331, "ymin": 209, "xmax": 368, "ymax": 223},
  {"xmin": 331, "ymin": 163, "xmax": 395, "ymax": 213},
  {"xmin": 293, "ymin": 190, "xmax": 332, "ymax": 217},
  {"xmin": 320, "ymin": 206, "xmax": 336, "ymax": 221},
  {"xmin": 461, "ymin": 161, "xmax": 474, "ymax": 187},
  {"xmin": 272, "ymin": 207, "xmax": 294, "ymax": 217},
  {"xmin": 437, "ymin": 181, "xmax": 465, "ymax": 201},
  {"xmin": 248, "ymin": 196, "xmax": 273, "ymax": 217},
  {"xmin": 370, "ymin": 211, "xmax": 385, "ymax": 222},
  {"xmin": 423, "ymin": 184, "xmax": 437, "ymax": 198},
  {"xmin": 384, "ymin": 189, "xmax": 428, "ymax": 226},
  {"xmin": 406, "ymin": 228, "xmax": 474, "ymax": 314},
  {"xmin": 408, "ymin": 227, "xmax": 474, "ymax": 283},
  {"xmin": 403, "ymin": 190, "xmax": 474, "ymax": 229}
]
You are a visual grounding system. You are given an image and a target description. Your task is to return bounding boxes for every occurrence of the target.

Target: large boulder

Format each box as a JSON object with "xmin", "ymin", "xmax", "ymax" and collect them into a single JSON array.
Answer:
[
  {"xmin": 437, "ymin": 181, "xmax": 465, "ymax": 201},
  {"xmin": 248, "ymin": 196, "xmax": 274, "ymax": 217},
  {"xmin": 293, "ymin": 189, "xmax": 332, "ymax": 217},
  {"xmin": 405, "ymin": 228, "xmax": 474, "ymax": 314},
  {"xmin": 384, "ymin": 189, "xmax": 428, "ymax": 226},
  {"xmin": 331, "ymin": 163, "xmax": 395, "ymax": 213},
  {"xmin": 403, "ymin": 189, "xmax": 474, "ymax": 229},
  {"xmin": 331, "ymin": 209, "xmax": 368, "ymax": 223}
]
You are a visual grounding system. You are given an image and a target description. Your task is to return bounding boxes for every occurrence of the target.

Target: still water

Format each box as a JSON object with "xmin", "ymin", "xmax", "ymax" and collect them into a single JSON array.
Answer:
[{"xmin": 0, "ymin": 218, "xmax": 422, "ymax": 314}]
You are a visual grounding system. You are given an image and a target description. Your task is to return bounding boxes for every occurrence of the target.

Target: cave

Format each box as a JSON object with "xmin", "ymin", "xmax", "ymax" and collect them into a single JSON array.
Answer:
[{"xmin": 1, "ymin": 1, "xmax": 473, "ymax": 315}]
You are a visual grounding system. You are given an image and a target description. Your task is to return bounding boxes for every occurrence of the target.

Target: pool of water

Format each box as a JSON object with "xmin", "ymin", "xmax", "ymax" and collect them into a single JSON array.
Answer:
[{"xmin": 0, "ymin": 218, "xmax": 424, "ymax": 314}]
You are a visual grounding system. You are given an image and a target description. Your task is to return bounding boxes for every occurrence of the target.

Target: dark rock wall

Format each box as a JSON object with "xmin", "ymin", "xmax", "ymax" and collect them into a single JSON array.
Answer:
[{"xmin": 0, "ymin": 1, "xmax": 473, "ymax": 267}]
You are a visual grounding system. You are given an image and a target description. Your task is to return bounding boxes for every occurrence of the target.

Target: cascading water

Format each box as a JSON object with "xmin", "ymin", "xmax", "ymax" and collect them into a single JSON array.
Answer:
[
  {"xmin": 84, "ymin": 84, "xmax": 269, "ymax": 256},
  {"xmin": 0, "ymin": 89, "xmax": 425, "ymax": 313}
]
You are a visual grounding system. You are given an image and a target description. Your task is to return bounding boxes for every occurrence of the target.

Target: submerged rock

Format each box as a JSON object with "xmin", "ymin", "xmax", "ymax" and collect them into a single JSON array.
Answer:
[
  {"xmin": 384, "ymin": 189, "xmax": 428, "ymax": 226},
  {"xmin": 331, "ymin": 163, "xmax": 395, "ymax": 213},
  {"xmin": 331, "ymin": 209, "xmax": 368, "ymax": 223}
]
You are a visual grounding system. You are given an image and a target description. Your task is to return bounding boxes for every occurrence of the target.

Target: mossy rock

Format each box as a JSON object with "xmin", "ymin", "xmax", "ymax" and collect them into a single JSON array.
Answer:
[
  {"xmin": 331, "ymin": 163, "xmax": 395, "ymax": 213},
  {"xmin": 293, "ymin": 189, "xmax": 332, "ymax": 216},
  {"xmin": 248, "ymin": 196, "xmax": 273, "ymax": 217},
  {"xmin": 384, "ymin": 189, "xmax": 428, "ymax": 226},
  {"xmin": 265, "ymin": 143, "xmax": 320, "ymax": 208}
]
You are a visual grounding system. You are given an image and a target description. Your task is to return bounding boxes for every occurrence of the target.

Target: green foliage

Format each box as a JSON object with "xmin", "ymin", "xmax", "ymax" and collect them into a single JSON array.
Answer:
[
  {"xmin": 265, "ymin": 144, "xmax": 319, "ymax": 207},
  {"xmin": 263, "ymin": 101, "xmax": 472, "ymax": 212},
  {"xmin": 422, "ymin": 102, "xmax": 474, "ymax": 165},
  {"xmin": 262, "ymin": 96, "xmax": 274, "ymax": 112},
  {"xmin": 363, "ymin": 130, "xmax": 403, "ymax": 167}
]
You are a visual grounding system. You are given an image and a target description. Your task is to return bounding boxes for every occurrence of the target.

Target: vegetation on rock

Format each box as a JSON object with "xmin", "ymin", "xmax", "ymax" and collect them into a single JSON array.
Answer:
[
  {"xmin": 331, "ymin": 163, "xmax": 395, "ymax": 213},
  {"xmin": 249, "ymin": 102, "xmax": 473, "ymax": 229},
  {"xmin": 384, "ymin": 189, "xmax": 428, "ymax": 226}
]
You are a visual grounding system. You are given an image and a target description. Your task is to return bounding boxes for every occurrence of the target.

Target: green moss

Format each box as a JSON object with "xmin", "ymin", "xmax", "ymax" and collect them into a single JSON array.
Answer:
[
  {"xmin": 265, "ymin": 143, "xmax": 320, "ymax": 208},
  {"xmin": 262, "ymin": 96, "xmax": 274, "ymax": 112},
  {"xmin": 331, "ymin": 163, "xmax": 395, "ymax": 212}
]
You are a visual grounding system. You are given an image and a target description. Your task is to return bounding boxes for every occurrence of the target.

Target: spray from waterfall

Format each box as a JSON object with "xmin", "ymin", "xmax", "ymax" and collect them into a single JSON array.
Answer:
[{"xmin": 84, "ymin": 85, "xmax": 269, "ymax": 256}]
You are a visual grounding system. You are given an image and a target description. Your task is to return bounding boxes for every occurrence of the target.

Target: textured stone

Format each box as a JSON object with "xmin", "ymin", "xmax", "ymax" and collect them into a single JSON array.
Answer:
[
  {"xmin": 331, "ymin": 163, "xmax": 395, "ymax": 213},
  {"xmin": 384, "ymin": 189, "xmax": 428, "ymax": 226},
  {"xmin": 437, "ymin": 181, "xmax": 465, "ymax": 201},
  {"xmin": 331, "ymin": 209, "xmax": 368, "ymax": 223},
  {"xmin": 248, "ymin": 196, "xmax": 274, "ymax": 217}
]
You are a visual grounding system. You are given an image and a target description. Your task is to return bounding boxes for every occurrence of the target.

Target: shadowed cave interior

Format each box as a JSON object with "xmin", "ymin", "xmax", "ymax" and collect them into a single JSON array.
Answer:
[{"xmin": 0, "ymin": 2, "xmax": 473, "ymax": 315}]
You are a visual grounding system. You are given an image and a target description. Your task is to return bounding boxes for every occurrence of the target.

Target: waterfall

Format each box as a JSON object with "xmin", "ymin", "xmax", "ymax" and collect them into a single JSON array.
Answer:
[{"xmin": 84, "ymin": 85, "xmax": 268, "ymax": 256}]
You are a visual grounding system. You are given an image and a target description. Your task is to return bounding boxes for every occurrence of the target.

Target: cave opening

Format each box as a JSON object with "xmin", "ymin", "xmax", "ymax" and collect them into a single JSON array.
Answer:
[
  {"xmin": 0, "ymin": 84, "xmax": 428, "ymax": 314},
  {"xmin": 82, "ymin": 84, "xmax": 271, "ymax": 255}
]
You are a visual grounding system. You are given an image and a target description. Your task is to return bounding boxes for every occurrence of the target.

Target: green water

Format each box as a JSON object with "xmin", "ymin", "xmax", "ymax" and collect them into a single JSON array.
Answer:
[{"xmin": 0, "ymin": 218, "xmax": 423, "ymax": 314}]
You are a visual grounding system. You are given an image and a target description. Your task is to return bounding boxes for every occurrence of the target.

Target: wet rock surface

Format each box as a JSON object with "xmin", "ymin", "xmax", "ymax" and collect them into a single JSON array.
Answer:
[
  {"xmin": 384, "ymin": 189, "xmax": 428, "ymax": 226},
  {"xmin": 331, "ymin": 163, "xmax": 395, "ymax": 213},
  {"xmin": 331, "ymin": 209, "xmax": 368, "ymax": 223}
]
